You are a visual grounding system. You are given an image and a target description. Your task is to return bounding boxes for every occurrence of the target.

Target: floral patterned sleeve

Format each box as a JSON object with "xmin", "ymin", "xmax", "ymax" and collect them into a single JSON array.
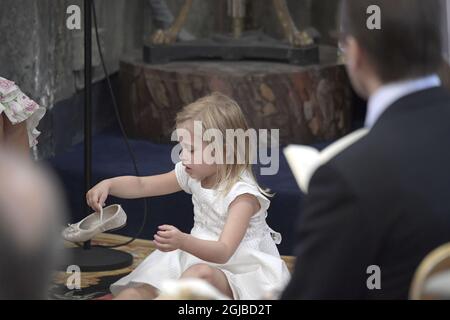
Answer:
[{"xmin": 0, "ymin": 77, "xmax": 46, "ymax": 148}]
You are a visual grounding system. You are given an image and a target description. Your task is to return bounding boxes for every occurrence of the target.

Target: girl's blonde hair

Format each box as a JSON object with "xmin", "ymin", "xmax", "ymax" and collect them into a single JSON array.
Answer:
[{"xmin": 175, "ymin": 92, "xmax": 272, "ymax": 198}]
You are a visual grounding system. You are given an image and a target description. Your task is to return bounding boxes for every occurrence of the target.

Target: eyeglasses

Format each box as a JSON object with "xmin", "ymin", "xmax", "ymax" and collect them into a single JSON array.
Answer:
[
  {"xmin": 337, "ymin": 31, "xmax": 349, "ymax": 52},
  {"xmin": 337, "ymin": 32, "xmax": 348, "ymax": 63}
]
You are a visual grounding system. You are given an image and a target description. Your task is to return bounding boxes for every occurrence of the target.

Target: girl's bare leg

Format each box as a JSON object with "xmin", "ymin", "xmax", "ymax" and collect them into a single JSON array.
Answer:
[
  {"xmin": 3, "ymin": 117, "xmax": 29, "ymax": 156},
  {"xmin": 113, "ymin": 284, "xmax": 159, "ymax": 300},
  {"xmin": 180, "ymin": 264, "xmax": 234, "ymax": 299}
]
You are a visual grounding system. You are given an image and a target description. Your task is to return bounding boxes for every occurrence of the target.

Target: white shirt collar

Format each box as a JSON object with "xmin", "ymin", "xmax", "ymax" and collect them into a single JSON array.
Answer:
[{"xmin": 365, "ymin": 74, "xmax": 441, "ymax": 128}]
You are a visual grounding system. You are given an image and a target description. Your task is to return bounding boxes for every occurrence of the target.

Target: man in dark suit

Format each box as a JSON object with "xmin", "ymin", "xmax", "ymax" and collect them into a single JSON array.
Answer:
[{"xmin": 282, "ymin": 0, "xmax": 450, "ymax": 299}]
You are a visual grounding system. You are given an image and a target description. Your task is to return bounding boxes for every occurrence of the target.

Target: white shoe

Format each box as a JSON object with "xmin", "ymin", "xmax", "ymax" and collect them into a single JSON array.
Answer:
[{"xmin": 62, "ymin": 204, "xmax": 127, "ymax": 243}]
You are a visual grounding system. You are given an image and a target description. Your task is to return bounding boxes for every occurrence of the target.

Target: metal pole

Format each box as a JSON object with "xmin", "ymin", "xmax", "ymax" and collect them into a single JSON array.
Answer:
[
  {"xmin": 445, "ymin": 0, "xmax": 450, "ymax": 62},
  {"xmin": 84, "ymin": 0, "xmax": 92, "ymax": 250}
]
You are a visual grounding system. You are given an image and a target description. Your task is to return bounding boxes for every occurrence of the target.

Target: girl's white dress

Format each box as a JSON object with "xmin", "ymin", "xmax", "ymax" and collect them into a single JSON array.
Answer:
[
  {"xmin": 110, "ymin": 162, "xmax": 291, "ymax": 299},
  {"xmin": 0, "ymin": 77, "xmax": 45, "ymax": 147}
]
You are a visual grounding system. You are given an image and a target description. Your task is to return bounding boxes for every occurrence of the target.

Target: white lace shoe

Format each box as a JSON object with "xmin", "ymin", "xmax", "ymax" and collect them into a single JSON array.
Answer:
[{"xmin": 62, "ymin": 204, "xmax": 127, "ymax": 243}]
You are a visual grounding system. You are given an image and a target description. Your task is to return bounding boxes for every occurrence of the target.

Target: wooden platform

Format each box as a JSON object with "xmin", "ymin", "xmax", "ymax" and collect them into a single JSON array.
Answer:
[{"xmin": 119, "ymin": 47, "xmax": 354, "ymax": 145}]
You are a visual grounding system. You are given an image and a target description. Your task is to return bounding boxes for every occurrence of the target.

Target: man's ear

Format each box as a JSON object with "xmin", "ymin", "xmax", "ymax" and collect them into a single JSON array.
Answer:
[{"xmin": 346, "ymin": 36, "xmax": 362, "ymax": 70}]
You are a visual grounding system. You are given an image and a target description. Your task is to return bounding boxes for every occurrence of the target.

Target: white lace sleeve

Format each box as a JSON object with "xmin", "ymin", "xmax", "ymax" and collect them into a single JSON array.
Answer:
[
  {"xmin": 224, "ymin": 182, "xmax": 271, "ymax": 215},
  {"xmin": 174, "ymin": 162, "xmax": 192, "ymax": 194}
]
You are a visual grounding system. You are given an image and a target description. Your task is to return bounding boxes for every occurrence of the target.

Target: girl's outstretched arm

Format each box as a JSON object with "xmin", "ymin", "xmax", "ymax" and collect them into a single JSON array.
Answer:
[
  {"xmin": 154, "ymin": 194, "xmax": 261, "ymax": 264},
  {"xmin": 87, "ymin": 170, "xmax": 182, "ymax": 211}
]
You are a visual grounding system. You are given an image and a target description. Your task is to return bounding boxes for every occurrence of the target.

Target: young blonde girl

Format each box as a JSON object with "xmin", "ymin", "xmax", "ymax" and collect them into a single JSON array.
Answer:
[{"xmin": 86, "ymin": 92, "xmax": 290, "ymax": 300}]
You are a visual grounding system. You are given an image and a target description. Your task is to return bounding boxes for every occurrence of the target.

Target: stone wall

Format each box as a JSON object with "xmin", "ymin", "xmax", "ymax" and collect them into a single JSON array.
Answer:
[
  {"xmin": 0, "ymin": 0, "xmax": 146, "ymax": 157},
  {"xmin": 0, "ymin": 0, "xmax": 147, "ymax": 105}
]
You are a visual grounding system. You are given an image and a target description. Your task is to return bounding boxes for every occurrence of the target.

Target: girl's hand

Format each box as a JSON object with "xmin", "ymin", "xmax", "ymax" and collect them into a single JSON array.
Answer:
[
  {"xmin": 86, "ymin": 180, "xmax": 111, "ymax": 212},
  {"xmin": 154, "ymin": 225, "xmax": 186, "ymax": 252}
]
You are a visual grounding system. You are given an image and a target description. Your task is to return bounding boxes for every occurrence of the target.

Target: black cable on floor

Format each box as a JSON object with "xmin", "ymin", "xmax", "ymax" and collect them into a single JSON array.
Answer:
[{"xmin": 88, "ymin": 0, "xmax": 149, "ymax": 249}]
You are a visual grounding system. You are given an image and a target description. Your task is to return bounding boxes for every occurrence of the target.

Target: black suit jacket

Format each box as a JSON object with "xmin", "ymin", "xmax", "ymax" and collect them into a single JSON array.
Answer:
[{"xmin": 282, "ymin": 87, "xmax": 450, "ymax": 299}]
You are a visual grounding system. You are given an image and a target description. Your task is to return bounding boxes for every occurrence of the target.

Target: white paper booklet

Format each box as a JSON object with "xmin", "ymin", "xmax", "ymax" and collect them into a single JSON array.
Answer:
[{"xmin": 283, "ymin": 128, "xmax": 369, "ymax": 194}]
